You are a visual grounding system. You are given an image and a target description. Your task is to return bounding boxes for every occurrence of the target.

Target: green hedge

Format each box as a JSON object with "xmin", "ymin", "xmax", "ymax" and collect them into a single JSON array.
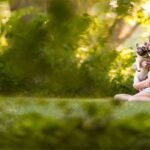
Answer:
[{"xmin": 0, "ymin": 100, "xmax": 150, "ymax": 149}]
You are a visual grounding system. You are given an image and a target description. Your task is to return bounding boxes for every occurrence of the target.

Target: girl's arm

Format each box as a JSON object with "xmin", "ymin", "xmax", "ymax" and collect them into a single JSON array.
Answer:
[{"xmin": 133, "ymin": 78, "xmax": 150, "ymax": 90}]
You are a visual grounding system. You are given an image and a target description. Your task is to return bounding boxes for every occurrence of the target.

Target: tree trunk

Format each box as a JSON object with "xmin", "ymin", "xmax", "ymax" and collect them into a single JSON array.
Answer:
[
  {"xmin": 107, "ymin": 18, "xmax": 139, "ymax": 49},
  {"xmin": 9, "ymin": 0, "xmax": 48, "ymax": 12}
]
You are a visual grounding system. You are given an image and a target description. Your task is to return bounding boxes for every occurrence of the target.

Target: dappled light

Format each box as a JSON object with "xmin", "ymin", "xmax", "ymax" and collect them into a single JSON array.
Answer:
[{"xmin": 0, "ymin": 1, "xmax": 10, "ymax": 22}]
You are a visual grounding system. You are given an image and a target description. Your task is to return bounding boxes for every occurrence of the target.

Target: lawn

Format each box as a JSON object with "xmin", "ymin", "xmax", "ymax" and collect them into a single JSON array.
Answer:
[
  {"xmin": 0, "ymin": 97, "xmax": 150, "ymax": 149},
  {"xmin": 1, "ymin": 96, "xmax": 150, "ymax": 118}
]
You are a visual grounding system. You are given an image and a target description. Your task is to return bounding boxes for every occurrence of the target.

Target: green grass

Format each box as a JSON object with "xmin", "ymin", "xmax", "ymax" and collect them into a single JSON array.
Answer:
[
  {"xmin": 0, "ymin": 97, "xmax": 111, "ymax": 117},
  {"xmin": 113, "ymin": 101, "xmax": 150, "ymax": 118},
  {"xmin": 0, "ymin": 97, "xmax": 146, "ymax": 118},
  {"xmin": 0, "ymin": 96, "xmax": 150, "ymax": 118}
]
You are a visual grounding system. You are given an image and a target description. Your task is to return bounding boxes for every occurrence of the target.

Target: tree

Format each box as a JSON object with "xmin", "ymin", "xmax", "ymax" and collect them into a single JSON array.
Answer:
[
  {"xmin": 0, "ymin": 0, "xmax": 149, "ymax": 96},
  {"xmin": 9, "ymin": 0, "xmax": 48, "ymax": 12}
]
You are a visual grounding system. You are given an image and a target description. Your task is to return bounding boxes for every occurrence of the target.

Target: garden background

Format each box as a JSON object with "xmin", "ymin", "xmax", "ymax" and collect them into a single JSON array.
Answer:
[
  {"xmin": 1, "ymin": 0, "xmax": 148, "ymax": 97},
  {"xmin": 0, "ymin": 0, "xmax": 150, "ymax": 149}
]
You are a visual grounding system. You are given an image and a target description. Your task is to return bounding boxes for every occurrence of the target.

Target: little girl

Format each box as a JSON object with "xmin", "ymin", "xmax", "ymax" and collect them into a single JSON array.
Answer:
[{"xmin": 114, "ymin": 60, "xmax": 150, "ymax": 101}]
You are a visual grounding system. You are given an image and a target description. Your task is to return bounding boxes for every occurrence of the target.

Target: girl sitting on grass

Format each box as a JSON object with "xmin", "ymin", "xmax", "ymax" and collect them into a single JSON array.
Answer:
[{"xmin": 114, "ymin": 59, "xmax": 150, "ymax": 101}]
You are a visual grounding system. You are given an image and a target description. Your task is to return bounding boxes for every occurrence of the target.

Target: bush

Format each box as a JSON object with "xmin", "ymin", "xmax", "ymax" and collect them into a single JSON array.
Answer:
[
  {"xmin": 0, "ymin": 3, "xmax": 118, "ymax": 97},
  {"xmin": 0, "ymin": 100, "xmax": 150, "ymax": 149},
  {"xmin": 110, "ymin": 49, "xmax": 136, "ymax": 95}
]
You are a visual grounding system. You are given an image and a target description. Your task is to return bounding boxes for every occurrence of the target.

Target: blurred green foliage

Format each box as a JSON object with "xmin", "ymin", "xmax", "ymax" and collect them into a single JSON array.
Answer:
[
  {"xmin": 0, "ymin": 97, "xmax": 149, "ymax": 149},
  {"xmin": 115, "ymin": 0, "xmax": 141, "ymax": 17},
  {"xmin": 0, "ymin": 1, "xmax": 114, "ymax": 97},
  {"xmin": 0, "ymin": 0, "xmax": 149, "ymax": 97},
  {"xmin": 110, "ymin": 49, "xmax": 136, "ymax": 94}
]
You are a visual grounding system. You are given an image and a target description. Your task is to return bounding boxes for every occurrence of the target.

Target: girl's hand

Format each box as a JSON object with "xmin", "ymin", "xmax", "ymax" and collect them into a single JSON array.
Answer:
[{"xmin": 141, "ymin": 61, "xmax": 150, "ymax": 69}]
